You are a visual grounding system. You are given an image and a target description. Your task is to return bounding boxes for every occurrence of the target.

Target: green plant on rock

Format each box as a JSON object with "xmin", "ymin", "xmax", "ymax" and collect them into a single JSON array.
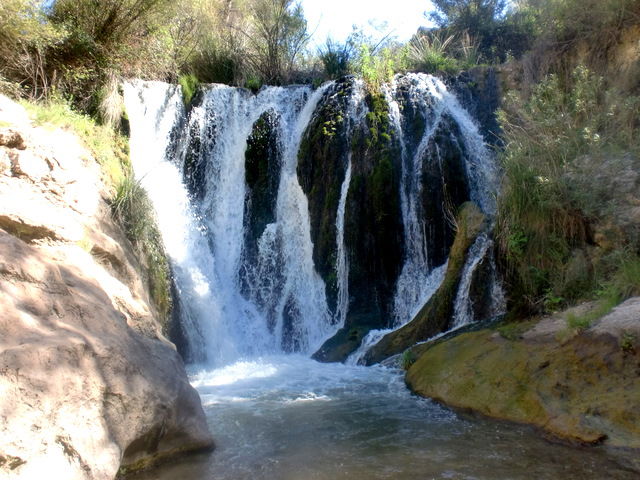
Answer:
[
  {"xmin": 111, "ymin": 171, "xmax": 172, "ymax": 327},
  {"xmin": 401, "ymin": 349, "xmax": 417, "ymax": 370},
  {"xmin": 178, "ymin": 73, "xmax": 199, "ymax": 105},
  {"xmin": 566, "ymin": 312, "xmax": 592, "ymax": 332},
  {"xmin": 407, "ymin": 33, "xmax": 459, "ymax": 74},
  {"xmin": 357, "ymin": 44, "xmax": 396, "ymax": 93},
  {"xmin": 620, "ymin": 332, "xmax": 636, "ymax": 353}
]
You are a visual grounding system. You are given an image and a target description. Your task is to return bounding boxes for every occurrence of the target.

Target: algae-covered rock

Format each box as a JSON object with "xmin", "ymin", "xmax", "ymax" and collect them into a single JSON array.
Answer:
[
  {"xmin": 363, "ymin": 202, "xmax": 486, "ymax": 365},
  {"xmin": 312, "ymin": 323, "xmax": 377, "ymax": 363},
  {"xmin": 406, "ymin": 297, "xmax": 640, "ymax": 450}
]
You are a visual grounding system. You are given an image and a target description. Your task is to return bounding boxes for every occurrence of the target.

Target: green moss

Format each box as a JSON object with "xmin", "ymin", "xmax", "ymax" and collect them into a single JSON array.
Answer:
[
  {"xmin": 496, "ymin": 319, "xmax": 537, "ymax": 340},
  {"xmin": 178, "ymin": 74, "xmax": 199, "ymax": 106},
  {"xmin": 406, "ymin": 322, "xmax": 640, "ymax": 447}
]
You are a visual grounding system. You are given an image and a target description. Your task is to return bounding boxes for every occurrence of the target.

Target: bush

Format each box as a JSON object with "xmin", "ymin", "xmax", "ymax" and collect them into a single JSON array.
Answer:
[
  {"xmin": 318, "ymin": 38, "xmax": 356, "ymax": 80},
  {"xmin": 408, "ymin": 33, "xmax": 459, "ymax": 74},
  {"xmin": 178, "ymin": 73, "xmax": 199, "ymax": 105},
  {"xmin": 496, "ymin": 65, "xmax": 640, "ymax": 313}
]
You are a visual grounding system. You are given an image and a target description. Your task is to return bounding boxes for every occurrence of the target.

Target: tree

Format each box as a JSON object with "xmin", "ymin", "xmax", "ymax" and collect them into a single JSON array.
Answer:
[
  {"xmin": 429, "ymin": 0, "xmax": 508, "ymax": 58},
  {"xmin": 241, "ymin": 0, "xmax": 309, "ymax": 84}
]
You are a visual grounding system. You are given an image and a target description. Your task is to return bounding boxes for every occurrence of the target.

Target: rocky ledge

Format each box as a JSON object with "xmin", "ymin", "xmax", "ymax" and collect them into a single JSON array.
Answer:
[
  {"xmin": 406, "ymin": 298, "xmax": 640, "ymax": 459},
  {"xmin": 0, "ymin": 96, "xmax": 213, "ymax": 480}
]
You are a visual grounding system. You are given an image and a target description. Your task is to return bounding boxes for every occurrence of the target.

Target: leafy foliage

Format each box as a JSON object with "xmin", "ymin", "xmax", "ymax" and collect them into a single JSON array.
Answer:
[{"xmin": 318, "ymin": 38, "xmax": 357, "ymax": 80}]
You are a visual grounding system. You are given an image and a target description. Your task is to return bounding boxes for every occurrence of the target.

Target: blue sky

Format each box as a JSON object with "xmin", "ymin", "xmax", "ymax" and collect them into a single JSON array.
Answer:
[{"xmin": 301, "ymin": 0, "xmax": 436, "ymax": 47}]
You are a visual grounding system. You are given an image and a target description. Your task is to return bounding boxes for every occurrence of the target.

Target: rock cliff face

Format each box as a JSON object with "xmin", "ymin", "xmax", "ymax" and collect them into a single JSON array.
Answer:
[
  {"xmin": 0, "ymin": 96, "xmax": 213, "ymax": 480},
  {"xmin": 406, "ymin": 298, "xmax": 640, "ymax": 455}
]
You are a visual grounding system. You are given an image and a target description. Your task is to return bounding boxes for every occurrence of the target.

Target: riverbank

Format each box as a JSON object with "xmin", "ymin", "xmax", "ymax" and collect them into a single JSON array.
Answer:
[
  {"xmin": 128, "ymin": 355, "xmax": 637, "ymax": 480},
  {"xmin": 406, "ymin": 297, "xmax": 640, "ymax": 471}
]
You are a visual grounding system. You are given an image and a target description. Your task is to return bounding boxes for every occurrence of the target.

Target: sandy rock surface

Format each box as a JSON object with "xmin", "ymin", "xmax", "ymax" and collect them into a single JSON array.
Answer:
[{"xmin": 0, "ymin": 96, "xmax": 213, "ymax": 479}]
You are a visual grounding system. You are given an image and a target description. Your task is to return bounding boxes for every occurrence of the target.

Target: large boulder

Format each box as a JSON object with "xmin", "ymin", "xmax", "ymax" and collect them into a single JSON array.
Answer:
[
  {"xmin": 406, "ymin": 298, "xmax": 640, "ymax": 454},
  {"xmin": 0, "ymin": 97, "xmax": 213, "ymax": 479}
]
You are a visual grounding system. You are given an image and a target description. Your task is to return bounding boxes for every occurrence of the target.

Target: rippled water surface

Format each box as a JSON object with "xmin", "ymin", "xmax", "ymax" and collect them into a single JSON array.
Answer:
[{"xmin": 131, "ymin": 356, "xmax": 636, "ymax": 480}]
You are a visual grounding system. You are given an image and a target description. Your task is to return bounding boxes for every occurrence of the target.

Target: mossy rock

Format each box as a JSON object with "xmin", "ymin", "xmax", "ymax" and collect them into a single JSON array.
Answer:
[
  {"xmin": 312, "ymin": 323, "xmax": 377, "ymax": 363},
  {"xmin": 406, "ymin": 299, "xmax": 640, "ymax": 450},
  {"xmin": 363, "ymin": 202, "xmax": 486, "ymax": 365}
]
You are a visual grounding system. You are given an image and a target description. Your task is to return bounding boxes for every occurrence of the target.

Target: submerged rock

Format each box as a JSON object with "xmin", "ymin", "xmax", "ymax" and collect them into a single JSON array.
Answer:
[
  {"xmin": 406, "ymin": 298, "xmax": 640, "ymax": 453},
  {"xmin": 363, "ymin": 202, "xmax": 486, "ymax": 365},
  {"xmin": 0, "ymin": 96, "xmax": 213, "ymax": 479}
]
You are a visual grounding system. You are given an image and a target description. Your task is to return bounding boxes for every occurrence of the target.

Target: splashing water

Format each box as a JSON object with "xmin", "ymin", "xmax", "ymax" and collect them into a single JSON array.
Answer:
[{"xmin": 124, "ymin": 81, "xmax": 339, "ymax": 365}]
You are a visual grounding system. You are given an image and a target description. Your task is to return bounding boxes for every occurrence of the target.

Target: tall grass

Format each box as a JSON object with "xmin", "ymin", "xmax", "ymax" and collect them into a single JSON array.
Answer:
[
  {"xmin": 497, "ymin": 66, "xmax": 640, "ymax": 314},
  {"xmin": 111, "ymin": 171, "xmax": 172, "ymax": 326},
  {"xmin": 408, "ymin": 33, "xmax": 458, "ymax": 74}
]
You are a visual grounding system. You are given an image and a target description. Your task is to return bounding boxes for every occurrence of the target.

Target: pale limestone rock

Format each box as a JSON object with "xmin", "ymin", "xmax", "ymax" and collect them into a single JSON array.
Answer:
[
  {"xmin": 0, "ymin": 95, "xmax": 213, "ymax": 479},
  {"xmin": 0, "ymin": 96, "xmax": 30, "ymax": 126},
  {"xmin": 9, "ymin": 149, "xmax": 51, "ymax": 180},
  {"xmin": 591, "ymin": 297, "xmax": 640, "ymax": 338}
]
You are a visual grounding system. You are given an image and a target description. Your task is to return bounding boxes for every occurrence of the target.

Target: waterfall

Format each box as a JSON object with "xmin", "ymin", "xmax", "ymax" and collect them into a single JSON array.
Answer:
[
  {"xmin": 124, "ymin": 72, "xmax": 501, "ymax": 367},
  {"xmin": 389, "ymin": 73, "xmax": 498, "ymax": 327},
  {"xmin": 125, "ymin": 81, "xmax": 338, "ymax": 365},
  {"xmin": 452, "ymin": 234, "xmax": 506, "ymax": 328},
  {"xmin": 334, "ymin": 160, "xmax": 352, "ymax": 327},
  {"xmin": 334, "ymin": 79, "xmax": 366, "ymax": 328}
]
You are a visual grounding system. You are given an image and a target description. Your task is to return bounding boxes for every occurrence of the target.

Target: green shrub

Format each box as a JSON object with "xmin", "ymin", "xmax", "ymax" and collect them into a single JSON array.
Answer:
[
  {"xmin": 319, "ymin": 38, "xmax": 356, "ymax": 80},
  {"xmin": 408, "ymin": 33, "xmax": 460, "ymax": 74},
  {"xmin": 496, "ymin": 65, "xmax": 640, "ymax": 313},
  {"xmin": 356, "ymin": 44, "xmax": 397, "ymax": 93}
]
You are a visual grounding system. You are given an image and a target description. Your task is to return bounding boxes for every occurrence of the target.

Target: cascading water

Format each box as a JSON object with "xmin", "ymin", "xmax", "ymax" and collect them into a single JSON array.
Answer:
[
  {"xmin": 125, "ymin": 73, "xmax": 502, "ymax": 366},
  {"xmin": 389, "ymin": 73, "xmax": 498, "ymax": 328},
  {"xmin": 334, "ymin": 79, "xmax": 366, "ymax": 328},
  {"xmin": 125, "ymin": 81, "xmax": 339, "ymax": 364},
  {"xmin": 122, "ymin": 76, "xmax": 634, "ymax": 480},
  {"xmin": 348, "ymin": 74, "xmax": 501, "ymax": 364},
  {"xmin": 452, "ymin": 233, "xmax": 505, "ymax": 329}
]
